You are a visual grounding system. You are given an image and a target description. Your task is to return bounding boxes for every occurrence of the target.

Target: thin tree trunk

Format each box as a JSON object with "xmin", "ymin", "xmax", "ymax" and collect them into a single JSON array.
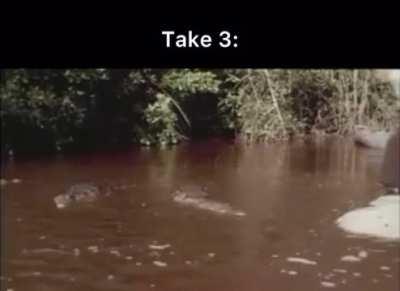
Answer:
[
  {"xmin": 358, "ymin": 71, "xmax": 370, "ymax": 125},
  {"xmin": 264, "ymin": 70, "xmax": 286, "ymax": 134},
  {"xmin": 352, "ymin": 70, "xmax": 358, "ymax": 125}
]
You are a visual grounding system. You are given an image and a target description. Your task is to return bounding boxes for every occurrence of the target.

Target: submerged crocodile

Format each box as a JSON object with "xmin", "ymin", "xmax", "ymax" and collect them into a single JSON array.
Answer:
[
  {"xmin": 54, "ymin": 181, "xmax": 136, "ymax": 209},
  {"xmin": 173, "ymin": 185, "xmax": 246, "ymax": 217},
  {"xmin": 53, "ymin": 184, "xmax": 101, "ymax": 209}
]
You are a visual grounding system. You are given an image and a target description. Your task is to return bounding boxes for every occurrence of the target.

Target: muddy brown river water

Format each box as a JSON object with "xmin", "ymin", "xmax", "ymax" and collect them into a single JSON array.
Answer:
[{"xmin": 1, "ymin": 137, "xmax": 399, "ymax": 291}]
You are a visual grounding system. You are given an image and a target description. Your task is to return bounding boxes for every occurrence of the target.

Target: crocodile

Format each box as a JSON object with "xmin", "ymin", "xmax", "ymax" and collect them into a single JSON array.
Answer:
[
  {"xmin": 54, "ymin": 183, "xmax": 101, "ymax": 209},
  {"xmin": 53, "ymin": 181, "xmax": 136, "ymax": 209},
  {"xmin": 173, "ymin": 185, "xmax": 246, "ymax": 217}
]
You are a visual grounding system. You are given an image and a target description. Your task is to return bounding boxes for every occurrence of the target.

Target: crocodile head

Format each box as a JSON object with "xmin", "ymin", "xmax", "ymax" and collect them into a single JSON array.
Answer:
[
  {"xmin": 54, "ymin": 193, "xmax": 73, "ymax": 209},
  {"xmin": 177, "ymin": 185, "xmax": 209, "ymax": 198},
  {"xmin": 54, "ymin": 184, "xmax": 99, "ymax": 209}
]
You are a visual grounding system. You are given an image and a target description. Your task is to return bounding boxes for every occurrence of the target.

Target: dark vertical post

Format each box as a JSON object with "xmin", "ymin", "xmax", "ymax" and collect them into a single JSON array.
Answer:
[{"xmin": 381, "ymin": 128, "xmax": 400, "ymax": 190}]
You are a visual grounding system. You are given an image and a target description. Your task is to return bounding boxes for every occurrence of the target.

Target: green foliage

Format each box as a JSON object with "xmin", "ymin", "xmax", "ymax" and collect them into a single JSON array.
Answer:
[
  {"xmin": 1, "ymin": 69, "xmax": 102, "ymax": 152},
  {"xmin": 219, "ymin": 69, "xmax": 399, "ymax": 143},
  {"xmin": 1, "ymin": 69, "xmax": 225, "ymax": 152},
  {"xmin": 1, "ymin": 69, "xmax": 398, "ymax": 154},
  {"xmin": 219, "ymin": 70, "xmax": 302, "ymax": 142},
  {"xmin": 141, "ymin": 93, "xmax": 179, "ymax": 146},
  {"xmin": 139, "ymin": 69, "xmax": 222, "ymax": 145},
  {"xmin": 161, "ymin": 69, "xmax": 221, "ymax": 95}
]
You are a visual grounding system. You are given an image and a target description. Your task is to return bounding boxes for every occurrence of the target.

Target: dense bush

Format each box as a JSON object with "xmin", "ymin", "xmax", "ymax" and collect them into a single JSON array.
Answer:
[
  {"xmin": 1, "ymin": 69, "xmax": 398, "ymax": 154},
  {"xmin": 1, "ymin": 69, "xmax": 108, "ymax": 153},
  {"xmin": 219, "ymin": 70, "xmax": 301, "ymax": 143},
  {"xmin": 139, "ymin": 69, "xmax": 221, "ymax": 145},
  {"xmin": 1, "ymin": 69, "xmax": 223, "ymax": 153},
  {"xmin": 220, "ymin": 69, "xmax": 399, "ymax": 143}
]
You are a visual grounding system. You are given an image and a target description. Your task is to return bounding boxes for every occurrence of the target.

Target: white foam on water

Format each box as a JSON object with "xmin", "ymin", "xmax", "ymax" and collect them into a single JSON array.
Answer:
[
  {"xmin": 353, "ymin": 272, "xmax": 362, "ymax": 277},
  {"xmin": 153, "ymin": 260, "xmax": 167, "ymax": 267},
  {"xmin": 336, "ymin": 195, "xmax": 400, "ymax": 240},
  {"xmin": 380, "ymin": 266, "xmax": 390, "ymax": 271},
  {"xmin": 358, "ymin": 250, "xmax": 368, "ymax": 258},
  {"xmin": 321, "ymin": 281, "xmax": 336, "ymax": 288},
  {"xmin": 340, "ymin": 255, "xmax": 361, "ymax": 262},
  {"xmin": 286, "ymin": 257, "xmax": 317, "ymax": 265},
  {"xmin": 148, "ymin": 243, "xmax": 171, "ymax": 250}
]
